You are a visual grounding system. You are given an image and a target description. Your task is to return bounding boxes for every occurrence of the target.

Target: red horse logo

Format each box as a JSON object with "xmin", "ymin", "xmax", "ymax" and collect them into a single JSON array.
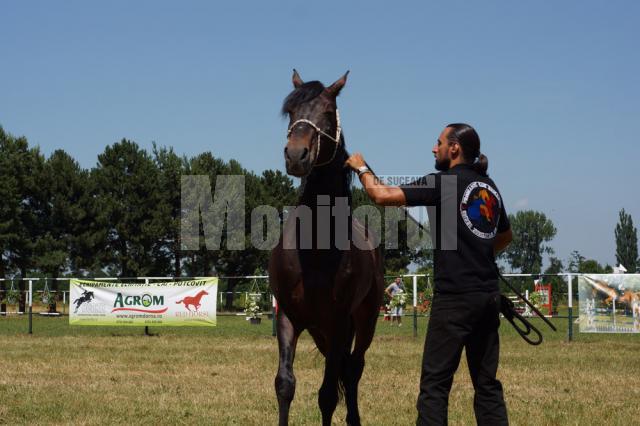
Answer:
[{"xmin": 176, "ymin": 290, "xmax": 209, "ymax": 312}]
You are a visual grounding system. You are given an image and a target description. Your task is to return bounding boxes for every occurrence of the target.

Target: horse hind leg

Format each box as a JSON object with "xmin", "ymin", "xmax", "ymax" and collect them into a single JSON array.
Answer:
[
  {"xmin": 319, "ymin": 316, "xmax": 353, "ymax": 426},
  {"xmin": 342, "ymin": 306, "xmax": 377, "ymax": 426},
  {"xmin": 318, "ymin": 351, "xmax": 342, "ymax": 426},
  {"xmin": 275, "ymin": 310, "xmax": 300, "ymax": 426},
  {"xmin": 342, "ymin": 352, "xmax": 365, "ymax": 426},
  {"xmin": 341, "ymin": 323, "xmax": 362, "ymax": 426}
]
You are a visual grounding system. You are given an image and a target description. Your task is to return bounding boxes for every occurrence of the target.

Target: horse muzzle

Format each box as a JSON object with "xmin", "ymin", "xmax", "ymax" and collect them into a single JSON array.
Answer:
[{"xmin": 284, "ymin": 145, "xmax": 312, "ymax": 177}]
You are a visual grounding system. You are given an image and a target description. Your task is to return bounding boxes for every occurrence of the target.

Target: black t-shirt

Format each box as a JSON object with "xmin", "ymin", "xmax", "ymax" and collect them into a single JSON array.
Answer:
[{"xmin": 400, "ymin": 164, "xmax": 510, "ymax": 294}]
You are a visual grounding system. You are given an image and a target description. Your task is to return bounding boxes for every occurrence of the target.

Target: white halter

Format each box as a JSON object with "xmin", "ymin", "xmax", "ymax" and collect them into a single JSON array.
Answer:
[{"xmin": 287, "ymin": 109, "xmax": 342, "ymax": 167}]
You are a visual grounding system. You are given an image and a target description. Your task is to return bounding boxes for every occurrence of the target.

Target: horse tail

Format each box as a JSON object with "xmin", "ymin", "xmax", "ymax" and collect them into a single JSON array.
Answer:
[
  {"xmin": 337, "ymin": 318, "xmax": 356, "ymax": 403},
  {"xmin": 175, "ymin": 299, "xmax": 183, "ymax": 304},
  {"xmin": 337, "ymin": 375, "xmax": 345, "ymax": 402}
]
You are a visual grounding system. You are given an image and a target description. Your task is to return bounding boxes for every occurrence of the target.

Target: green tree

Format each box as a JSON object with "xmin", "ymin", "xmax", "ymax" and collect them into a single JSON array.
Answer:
[
  {"xmin": 218, "ymin": 159, "xmax": 268, "ymax": 277},
  {"xmin": 567, "ymin": 250, "xmax": 611, "ymax": 273},
  {"xmin": 92, "ymin": 139, "xmax": 167, "ymax": 277},
  {"xmin": 543, "ymin": 257, "xmax": 564, "ymax": 314},
  {"xmin": 568, "ymin": 250, "xmax": 586, "ymax": 273},
  {"xmin": 502, "ymin": 210, "xmax": 557, "ymax": 273},
  {"xmin": 181, "ymin": 152, "xmax": 228, "ymax": 278},
  {"xmin": 260, "ymin": 169, "xmax": 297, "ymax": 211},
  {"xmin": 153, "ymin": 144, "xmax": 187, "ymax": 277},
  {"xmin": 0, "ymin": 127, "xmax": 45, "ymax": 311},
  {"xmin": 33, "ymin": 150, "xmax": 89, "ymax": 311},
  {"xmin": 182, "ymin": 155, "xmax": 297, "ymax": 310},
  {"xmin": 544, "ymin": 257, "xmax": 564, "ymax": 275},
  {"xmin": 614, "ymin": 208, "xmax": 638, "ymax": 273},
  {"xmin": 34, "ymin": 150, "xmax": 88, "ymax": 273},
  {"xmin": 580, "ymin": 259, "xmax": 608, "ymax": 274}
]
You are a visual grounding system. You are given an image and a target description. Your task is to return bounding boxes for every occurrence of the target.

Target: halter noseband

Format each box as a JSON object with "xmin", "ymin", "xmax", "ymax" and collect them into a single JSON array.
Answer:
[{"xmin": 287, "ymin": 109, "xmax": 342, "ymax": 167}]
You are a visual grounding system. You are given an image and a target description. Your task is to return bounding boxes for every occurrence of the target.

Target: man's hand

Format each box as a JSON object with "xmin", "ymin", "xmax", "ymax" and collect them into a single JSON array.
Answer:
[
  {"xmin": 494, "ymin": 229, "xmax": 512, "ymax": 255},
  {"xmin": 345, "ymin": 153, "xmax": 367, "ymax": 171},
  {"xmin": 345, "ymin": 152, "xmax": 407, "ymax": 206}
]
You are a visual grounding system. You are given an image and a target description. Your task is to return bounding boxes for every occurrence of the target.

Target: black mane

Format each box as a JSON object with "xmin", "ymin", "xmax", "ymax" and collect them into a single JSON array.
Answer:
[
  {"xmin": 281, "ymin": 81, "xmax": 325, "ymax": 116},
  {"xmin": 299, "ymin": 133, "xmax": 353, "ymax": 203}
]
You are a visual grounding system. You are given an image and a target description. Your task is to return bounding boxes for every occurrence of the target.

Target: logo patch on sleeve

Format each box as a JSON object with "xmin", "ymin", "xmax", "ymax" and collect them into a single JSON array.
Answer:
[{"xmin": 460, "ymin": 181, "xmax": 502, "ymax": 239}]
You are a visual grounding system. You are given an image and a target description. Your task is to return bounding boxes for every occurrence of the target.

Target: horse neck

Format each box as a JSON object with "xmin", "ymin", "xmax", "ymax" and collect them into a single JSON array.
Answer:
[
  {"xmin": 298, "ymin": 161, "xmax": 350, "ymax": 208},
  {"xmin": 295, "ymin": 160, "xmax": 351, "ymax": 258}
]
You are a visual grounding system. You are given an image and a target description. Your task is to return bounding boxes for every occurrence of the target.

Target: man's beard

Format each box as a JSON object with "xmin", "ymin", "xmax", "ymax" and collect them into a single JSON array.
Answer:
[{"xmin": 434, "ymin": 157, "xmax": 450, "ymax": 171}]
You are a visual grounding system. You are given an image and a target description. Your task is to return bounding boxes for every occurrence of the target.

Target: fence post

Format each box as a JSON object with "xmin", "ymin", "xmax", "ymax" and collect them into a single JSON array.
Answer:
[
  {"xmin": 567, "ymin": 273, "xmax": 573, "ymax": 341},
  {"xmin": 412, "ymin": 275, "xmax": 418, "ymax": 338},
  {"xmin": 144, "ymin": 278, "xmax": 151, "ymax": 336},
  {"xmin": 28, "ymin": 279, "xmax": 33, "ymax": 334}
]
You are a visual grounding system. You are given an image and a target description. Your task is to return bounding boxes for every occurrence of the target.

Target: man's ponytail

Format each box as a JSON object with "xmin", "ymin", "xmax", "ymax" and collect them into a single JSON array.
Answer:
[
  {"xmin": 446, "ymin": 123, "xmax": 489, "ymax": 176},
  {"xmin": 473, "ymin": 153, "xmax": 489, "ymax": 177}
]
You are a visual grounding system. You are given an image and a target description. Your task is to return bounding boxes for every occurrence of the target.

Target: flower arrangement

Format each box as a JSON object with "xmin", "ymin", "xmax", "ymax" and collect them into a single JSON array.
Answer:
[
  {"xmin": 389, "ymin": 290, "xmax": 407, "ymax": 310},
  {"xmin": 245, "ymin": 298, "xmax": 261, "ymax": 319},
  {"xmin": 528, "ymin": 291, "xmax": 542, "ymax": 309},
  {"xmin": 3, "ymin": 288, "xmax": 20, "ymax": 305},
  {"xmin": 40, "ymin": 289, "xmax": 51, "ymax": 305},
  {"xmin": 522, "ymin": 291, "xmax": 543, "ymax": 317}
]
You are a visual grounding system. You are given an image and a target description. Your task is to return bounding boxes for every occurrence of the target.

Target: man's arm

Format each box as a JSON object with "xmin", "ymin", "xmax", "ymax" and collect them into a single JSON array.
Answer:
[
  {"xmin": 385, "ymin": 284, "xmax": 395, "ymax": 298},
  {"xmin": 494, "ymin": 228, "xmax": 512, "ymax": 255},
  {"xmin": 345, "ymin": 153, "xmax": 407, "ymax": 206},
  {"xmin": 359, "ymin": 172, "xmax": 407, "ymax": 206}
]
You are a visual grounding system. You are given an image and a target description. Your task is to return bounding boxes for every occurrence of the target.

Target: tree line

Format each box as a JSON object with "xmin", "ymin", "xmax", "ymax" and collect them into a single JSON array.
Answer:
[
  {"xmin": 0, "ymin": 126, "xmax": 427, "ymax": 311},
  {"xmin": 500, "ymin": 209, "xmax": 638, "ymax": 276},
  {"xmin": 1, "ymin": 126, "xmax": 300, "ymax": 310},
  {"xmin": 1, "ymin": 125, "xmax": 638, "ymax": 310}
]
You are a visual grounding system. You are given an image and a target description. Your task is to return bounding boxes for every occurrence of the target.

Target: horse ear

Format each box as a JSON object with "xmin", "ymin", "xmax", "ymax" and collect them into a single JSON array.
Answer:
[
  {"xmin": 292, "ymin": 69, "xmax": 304, "ymax": 88},
  {"xmin": 326, "ymin": 70, "xmax": 349, "ymax": 97}
]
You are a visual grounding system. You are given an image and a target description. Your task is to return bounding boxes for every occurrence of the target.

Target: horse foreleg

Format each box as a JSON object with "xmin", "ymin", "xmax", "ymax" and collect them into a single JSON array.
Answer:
[{"xmin": 275, "ymin": 310, "xmax": 299, "ymax": 426}]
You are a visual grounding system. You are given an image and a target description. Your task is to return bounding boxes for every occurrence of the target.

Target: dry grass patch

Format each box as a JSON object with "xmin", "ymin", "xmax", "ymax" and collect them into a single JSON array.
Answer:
[{"xmin": 1, "ymin": 316, "xmax": 639, "ymax": 425}]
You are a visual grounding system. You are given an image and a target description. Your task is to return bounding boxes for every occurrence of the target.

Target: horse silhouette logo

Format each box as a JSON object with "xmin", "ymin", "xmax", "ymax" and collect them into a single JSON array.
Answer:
[
  {"xmin": 73, "ymin": 289, "xmax": 95, "ymax": 313},
  {"xmin": 176, "ymin": 290, "xmax": 209, "ymax": 312}
]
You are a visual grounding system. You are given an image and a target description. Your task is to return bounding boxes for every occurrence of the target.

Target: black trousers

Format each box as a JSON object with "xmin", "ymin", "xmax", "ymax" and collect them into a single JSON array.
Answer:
[{"xmin": 416, "ymin": 291, "xmax": 508, "ymax": 426}]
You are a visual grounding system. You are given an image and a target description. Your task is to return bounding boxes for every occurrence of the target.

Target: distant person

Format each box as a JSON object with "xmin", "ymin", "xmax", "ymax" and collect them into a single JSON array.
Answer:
[{"xmin": 386, "ymin": 277, "xmax": 405, "ymax": 326}]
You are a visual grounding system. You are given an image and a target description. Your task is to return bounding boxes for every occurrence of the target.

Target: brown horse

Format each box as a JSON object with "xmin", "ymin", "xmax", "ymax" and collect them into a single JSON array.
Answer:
[{"xmin": 269, "ymin": 70, "xmax": 384, "ymax": 426}]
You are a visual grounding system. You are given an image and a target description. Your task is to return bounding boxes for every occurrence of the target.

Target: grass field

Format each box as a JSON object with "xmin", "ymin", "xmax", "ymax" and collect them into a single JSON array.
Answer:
[{"xmin": 1, "ymin": 314, "xmax": 639, "ymax": 425}]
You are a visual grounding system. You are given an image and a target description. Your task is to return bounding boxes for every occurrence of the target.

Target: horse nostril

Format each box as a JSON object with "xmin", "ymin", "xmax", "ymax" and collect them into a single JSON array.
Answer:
[
  {"xmin": 284, "ymin": 147, "xmax": 289, "ymax": 159},
  {"xmin": 300, "ymin": 148, "xmax": 309, "ymax": 160}
]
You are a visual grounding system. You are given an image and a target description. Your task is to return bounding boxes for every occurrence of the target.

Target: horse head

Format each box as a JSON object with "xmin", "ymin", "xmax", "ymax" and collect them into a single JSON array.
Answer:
[{"xmin": 282, "ymin": 69, "xmax": 349, "ymax": 177}]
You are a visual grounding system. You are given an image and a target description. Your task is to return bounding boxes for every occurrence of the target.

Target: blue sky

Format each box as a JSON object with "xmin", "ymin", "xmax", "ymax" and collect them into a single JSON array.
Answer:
[{"xmin": 2, "ymin": 0, "xmax": 639, "ymax": 268}]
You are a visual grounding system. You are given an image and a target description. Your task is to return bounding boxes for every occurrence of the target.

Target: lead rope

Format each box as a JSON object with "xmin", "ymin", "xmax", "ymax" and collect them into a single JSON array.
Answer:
[{"xmin": 495, "ymin": 266, "xmax": 557, "ymax": 345}]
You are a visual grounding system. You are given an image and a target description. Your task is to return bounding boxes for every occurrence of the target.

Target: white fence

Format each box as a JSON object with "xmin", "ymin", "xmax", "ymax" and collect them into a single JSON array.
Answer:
[{"xmin": 1, "ymin": 273, "xmax": 580, "ymax": 338}]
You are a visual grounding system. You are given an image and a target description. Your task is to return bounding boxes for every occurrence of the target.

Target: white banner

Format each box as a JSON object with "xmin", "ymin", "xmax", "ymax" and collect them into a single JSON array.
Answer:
[
  {"xmin": 69, "ymin": 278, "xmax": 218, "ymax": 326},
  {"xmin": 579, "ymin": 274, "xmax": 640, "ymax": 333}
]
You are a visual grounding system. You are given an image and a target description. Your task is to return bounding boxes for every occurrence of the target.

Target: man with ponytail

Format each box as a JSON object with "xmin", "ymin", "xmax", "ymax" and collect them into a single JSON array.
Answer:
[{"xmin": 346, "ymin": 123, "xmax": 512, "ymax": 425}]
